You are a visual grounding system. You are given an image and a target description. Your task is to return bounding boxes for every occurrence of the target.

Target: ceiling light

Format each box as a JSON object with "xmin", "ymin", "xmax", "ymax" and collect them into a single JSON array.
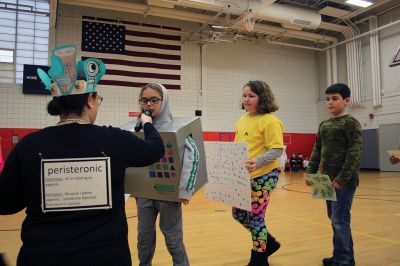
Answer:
[
  {"xmin": 345, "ymin": 0, "xmax": 373, "ymax": 8},
  {"xmin": 211, "ymin": 25, "xmax": 228, "ymax": 29}
]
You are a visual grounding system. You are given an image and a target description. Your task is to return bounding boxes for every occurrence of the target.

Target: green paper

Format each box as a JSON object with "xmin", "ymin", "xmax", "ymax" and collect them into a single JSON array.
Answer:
[
  {"xmin": 306, "ymin": 173, "xmax": 337, "ymax": 201},
  {"xmin": 154, "ymin": 184, "xmax": 175, "ymax": 193}
]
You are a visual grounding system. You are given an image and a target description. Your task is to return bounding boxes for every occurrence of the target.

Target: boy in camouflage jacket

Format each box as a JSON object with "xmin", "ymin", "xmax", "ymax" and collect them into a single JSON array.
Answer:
[{"xmin": 305, "ymin": 83, "xmax": 362, "ymax": 266}]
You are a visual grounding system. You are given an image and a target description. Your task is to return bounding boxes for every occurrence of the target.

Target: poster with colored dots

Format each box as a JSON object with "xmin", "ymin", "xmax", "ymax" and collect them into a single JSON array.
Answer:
[
  {"xmin": 204, "ymin": 141, "xmax": 251, "ymax": 211},
  {"xmin": 122, "ymin": 117, "xmax": 208, "ymax": 202}
]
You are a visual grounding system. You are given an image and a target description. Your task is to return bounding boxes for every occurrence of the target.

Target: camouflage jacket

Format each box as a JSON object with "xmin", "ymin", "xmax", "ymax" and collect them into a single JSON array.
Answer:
[{"xmin": 307, "ymin": 114, "xmax": 362, "ymax": 187}]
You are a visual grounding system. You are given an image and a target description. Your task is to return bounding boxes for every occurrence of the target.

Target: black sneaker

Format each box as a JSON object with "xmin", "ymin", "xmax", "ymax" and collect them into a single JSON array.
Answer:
[
  {"xmin": 266, "ymin": 233, "xmax": 281, "ymax": 257},
  {"xmin": 266, "ymin": 240, "xmax": 280, "ymax": 257},
  {"xmin": 322, "ymin": 257, "xmax": 355, "ymax": 266},
  {"xmin": 0, "ymin": 253, "xmax": 8, "ymax": 266}
]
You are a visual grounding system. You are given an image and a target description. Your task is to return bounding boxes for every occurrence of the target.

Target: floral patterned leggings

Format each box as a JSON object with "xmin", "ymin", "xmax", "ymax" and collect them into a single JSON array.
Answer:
[{"xmin": 232, "ymin": 169, "xmax": 279, "ymax": 252}]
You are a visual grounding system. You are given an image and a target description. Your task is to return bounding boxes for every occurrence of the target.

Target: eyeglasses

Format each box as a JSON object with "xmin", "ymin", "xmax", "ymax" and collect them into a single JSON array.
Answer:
[
  {"xmin": 98, "ymin": 95, "xmax": 104, "ymax": 105},
  {"xmin": 139, "ymin": 97, "xmax": 162, "ymax": 105}
]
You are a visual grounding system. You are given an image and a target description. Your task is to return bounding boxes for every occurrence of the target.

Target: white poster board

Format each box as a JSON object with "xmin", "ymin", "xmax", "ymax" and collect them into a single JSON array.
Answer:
[{"xmin": 204, "ymin": 141, "xmax": 251, "ymax": 211}]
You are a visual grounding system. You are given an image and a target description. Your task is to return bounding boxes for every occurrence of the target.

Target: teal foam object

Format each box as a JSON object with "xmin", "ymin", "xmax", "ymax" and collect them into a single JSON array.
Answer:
[
  {"xmin": 48, "ymin": 45, "xmax": 78, "ymax": 95},
  {"xmin": 37, "ymin": 68, "xmax": 52, "ymax": 90},
  {"xmin": 37, "ymin": 44, "xmax": 107, "ymax": 96},
  {"xmin": 77, "ymin": 58, "xmax": 106, "ymax": 92}
]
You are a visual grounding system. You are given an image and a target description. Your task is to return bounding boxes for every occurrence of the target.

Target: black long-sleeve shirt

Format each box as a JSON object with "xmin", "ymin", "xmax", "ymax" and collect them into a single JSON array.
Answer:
[{"xmin": 0, "ymin": 122, "xmax": 164, "ymax": 266}]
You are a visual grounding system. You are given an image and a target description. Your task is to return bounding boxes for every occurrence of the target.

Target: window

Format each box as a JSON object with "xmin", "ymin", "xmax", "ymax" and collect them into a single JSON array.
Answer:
[
  {"xmin": 0, "ymin": 0, "xmax": 50, "ymax": 83},
  {"xmin": 0, "ymin": 49, "xmax": 14, "ymax": 83},
  {"xmin": 0, "ymin": 50, "xmax": 14, "ymax": 63}
]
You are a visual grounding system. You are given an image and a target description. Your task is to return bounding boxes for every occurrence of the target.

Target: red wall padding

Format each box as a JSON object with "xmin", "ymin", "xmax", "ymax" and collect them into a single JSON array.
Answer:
[
  {"xmin": 202, "ymin": 132, "xmax": 316, "ymax": 158},
  {"xmin": 283, "ymin": 133, "xmax": 316, "ymax": 159},
  {"xmin": 0, "ymin": 128, "xmax": 39, "ymax": 160},
  {"xmin": 1, "ymin": 128, "xmax": 316, "ymax": 161}
]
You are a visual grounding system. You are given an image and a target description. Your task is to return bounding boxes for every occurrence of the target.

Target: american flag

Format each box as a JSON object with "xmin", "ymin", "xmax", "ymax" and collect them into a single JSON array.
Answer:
[{"xmin": 81, "ymin": 17, "xmax": 181, "ymax": 90}]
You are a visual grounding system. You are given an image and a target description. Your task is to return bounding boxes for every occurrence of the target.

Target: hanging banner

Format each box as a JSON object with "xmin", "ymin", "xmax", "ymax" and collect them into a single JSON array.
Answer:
[{"xmin": 23, "ymin": 64, "xmax": 51, "ymax": 95}]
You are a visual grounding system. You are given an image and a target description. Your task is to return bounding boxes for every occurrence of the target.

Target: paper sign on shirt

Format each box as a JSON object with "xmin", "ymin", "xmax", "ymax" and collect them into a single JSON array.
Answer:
[{"xmin": 41, "ymin": 157, "xmax": 112, "ymax": 212}]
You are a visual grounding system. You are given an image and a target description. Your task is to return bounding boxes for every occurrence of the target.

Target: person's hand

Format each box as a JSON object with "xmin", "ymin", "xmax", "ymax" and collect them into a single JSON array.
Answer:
[
  {"xmin": 181, "ymin": 199, "xmax": 190, "ymax": 205},
  {"xmin": 140, "ymin": 112, "xmax": 152, "ymax": 126},
  {"xmin": 245, "ymin": 158, "xmax": 257, "ymax": 172},
  {"xmin": 332, "ymin": 180, "xmax": 344, "ymax": 189},
  {"xmin": 304, "ymin": 176, "xmax": 312, "ymax": 186},
  {"xmin": 389, "ymin": 155, "xmax": 400, "ymax": 165}
]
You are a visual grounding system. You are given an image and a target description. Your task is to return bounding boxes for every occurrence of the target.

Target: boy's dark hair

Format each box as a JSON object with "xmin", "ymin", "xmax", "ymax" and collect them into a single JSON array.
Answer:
[
  {"xmin": 325, "ymin": 83, "xmax": 351, "ymax": 99},
  {"xmin": 241, "ymin": 80, "xmax": 278, "ymax": 113}
]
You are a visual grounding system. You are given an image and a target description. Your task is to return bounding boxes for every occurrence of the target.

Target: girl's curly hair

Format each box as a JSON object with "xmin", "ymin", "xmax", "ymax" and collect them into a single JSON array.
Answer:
[{"xmin": 241, "ymin": 80, "xmax": 278, "ymax": 113}]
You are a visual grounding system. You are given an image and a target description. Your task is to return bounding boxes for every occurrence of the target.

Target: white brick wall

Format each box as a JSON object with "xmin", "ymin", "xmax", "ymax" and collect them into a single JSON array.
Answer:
[
  {"xmin": 1, "ymin": 4, "xmax": 399, "ymax": 134},
  {"xmin": 201, "ymin": 40, "xmax": 319, "ymax": 132},
  {"xmin": 0, "ymin": 83, "xmax": 57, "ymax": 128},
  {"xmin": 316, "ymin": 7, "xmax": 400, "ymax": 129}
]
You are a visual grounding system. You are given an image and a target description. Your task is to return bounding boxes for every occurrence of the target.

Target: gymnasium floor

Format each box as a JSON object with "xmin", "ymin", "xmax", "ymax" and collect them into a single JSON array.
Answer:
[{"xmin": 1, "ymin": 170, "xmax": 399, "ymax": 266}]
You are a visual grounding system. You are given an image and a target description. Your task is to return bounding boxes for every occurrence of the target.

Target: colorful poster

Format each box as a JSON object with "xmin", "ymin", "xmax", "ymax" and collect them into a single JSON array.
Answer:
[
  {"xmin": 123, "ymin": 117, "xmax": 207, "ymax": 202},
  {"xmin": 306, "ymin": 173, "xmax": 337, "ymax": 201},
  {"xmin": 204, "ymin": 142, "xmax": 251, "ymax": 211}
]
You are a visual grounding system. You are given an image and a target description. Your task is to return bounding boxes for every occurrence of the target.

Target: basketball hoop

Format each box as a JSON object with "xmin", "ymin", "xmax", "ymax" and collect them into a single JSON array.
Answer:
[{"xmin": 243, "ymin": 17, "xmax": 255, "ymax": 32}]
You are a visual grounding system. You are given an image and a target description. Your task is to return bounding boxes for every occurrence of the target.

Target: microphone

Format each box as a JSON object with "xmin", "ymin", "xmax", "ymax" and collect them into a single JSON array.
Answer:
[{"xmin": 134, "ymin": 109, "xmax": 153, "ymax": 132}]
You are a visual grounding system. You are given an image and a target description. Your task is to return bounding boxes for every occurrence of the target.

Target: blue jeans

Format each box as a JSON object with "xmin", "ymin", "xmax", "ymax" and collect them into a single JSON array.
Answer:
[{"xmin": 326, "ymin": 187, "xmax": 356, "ymax": 264}]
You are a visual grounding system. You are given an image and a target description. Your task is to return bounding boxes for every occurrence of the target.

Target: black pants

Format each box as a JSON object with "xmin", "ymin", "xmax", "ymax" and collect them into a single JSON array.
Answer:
[{"xmin": 0, "ymin": 253, "xmax": 8, "ymax": 266}]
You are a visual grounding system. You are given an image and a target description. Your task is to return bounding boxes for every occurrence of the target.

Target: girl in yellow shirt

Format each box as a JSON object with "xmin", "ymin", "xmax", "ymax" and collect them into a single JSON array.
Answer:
[{"xmin": 233, "ymin": 81, "xmax": 284, "ymax": 266}]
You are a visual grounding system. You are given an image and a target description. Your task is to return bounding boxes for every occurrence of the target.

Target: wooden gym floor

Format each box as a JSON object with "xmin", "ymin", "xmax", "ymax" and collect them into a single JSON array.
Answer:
[{"xmin": 1, "ymin": 170, "xmax": 399, "ymax": 266}]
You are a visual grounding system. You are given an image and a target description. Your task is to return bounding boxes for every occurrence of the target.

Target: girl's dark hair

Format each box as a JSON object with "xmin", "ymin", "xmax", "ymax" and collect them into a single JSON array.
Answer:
[
  {"xmin": 47, "ymin": 92, "xmax": 96, "ymax": 116},
  {"xmin": 241, "ymin": 80, "xmax": 278, "ymax": 113}
]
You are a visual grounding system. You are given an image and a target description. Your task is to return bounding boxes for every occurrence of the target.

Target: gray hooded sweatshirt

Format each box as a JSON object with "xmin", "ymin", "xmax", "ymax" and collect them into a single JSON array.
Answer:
[{"xmin": 141, "ymin": 84, "xmax": 199, "ymax": 200}]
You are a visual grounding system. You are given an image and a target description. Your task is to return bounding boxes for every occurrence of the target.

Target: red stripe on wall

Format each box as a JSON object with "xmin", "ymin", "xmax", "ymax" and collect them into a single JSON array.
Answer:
[
  {"xmin": 0, "ymin": 128, "xmax": 316, "ymax": 161},
  {"xmin": 202, "ymin": 132, "xmax": 316, "ymax": 158}
]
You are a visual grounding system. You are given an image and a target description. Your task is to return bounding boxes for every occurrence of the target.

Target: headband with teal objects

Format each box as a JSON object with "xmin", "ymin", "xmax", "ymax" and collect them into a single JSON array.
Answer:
[{"xmin": 37, "ymin": 44, "xmax": 106, "ymax": 96}]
